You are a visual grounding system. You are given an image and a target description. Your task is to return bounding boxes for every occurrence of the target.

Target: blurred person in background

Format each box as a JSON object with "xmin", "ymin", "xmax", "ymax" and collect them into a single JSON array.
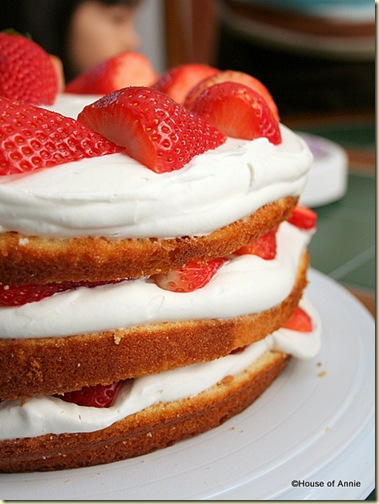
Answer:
[
  {"xmin": 1, "ymin": 0, "xmax": 142, "ymax": 82},
  {"xmin": 215, "ymin": 0, "xmax": 375, "ymax": 116}
]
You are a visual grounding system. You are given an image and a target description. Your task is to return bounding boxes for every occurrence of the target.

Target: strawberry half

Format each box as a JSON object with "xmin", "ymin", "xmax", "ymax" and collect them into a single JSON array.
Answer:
[
  {"xmin": 287, "ymin": 205, "xmax": 317, "ymax": 230},
  {"xmin": 283, "ymin": 306, "xmax": 313, "ymax": 332},
  {"xmin": 78, "ymin": 86, "xmax": 226, "ymax": 173},
  {"xmin": 0, "ymin": 32, "xmax": 58, "ymax": 105},
  {"xmin": 65, "ymin": 51, "xmax": 158, "ymax": 95},
  {"xmin": 57, "ymin": 381, "xmax": 123, "ymax": 408},
  {"xmin": 0, "ymin": 97, "xmax": 121, "ymax": 175},
  {"xmin": 152, "ymin": 63, "xmax": 218, "ymax": 104},
  {"xmin": 234, "ymin": 227, "xmax": 278, "ymax": 259},
  {"xmin": 152, "ymin": 258, "xmax": 226, "ymax": 292},
  {"xmin": 0, "ymin": 280, "xmax": 122, "ymax": 306},
  {"xmin": 187, "ymin": 82, "xmax": 281, "ymax": 144},
  {"xmin": 184, "ymin": 69, "xmax": 279, "ymax": 120}
]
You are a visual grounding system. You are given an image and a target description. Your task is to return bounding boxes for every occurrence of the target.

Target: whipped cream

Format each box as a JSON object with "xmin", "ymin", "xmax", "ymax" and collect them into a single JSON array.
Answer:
[
  {"xmin": 0, "ymin": 90, "xmax": 312, "ymax": 239},
  {"xmin": 0, "ymin": 222, "xmax": 312, "ymax": 339},
  {"xmin": 44, "ymin": 93, "xmax": 102, "ymax": 119},
  {"xmin": 0, "ymin": 297, "xmax": 321, "ymax": 441}
]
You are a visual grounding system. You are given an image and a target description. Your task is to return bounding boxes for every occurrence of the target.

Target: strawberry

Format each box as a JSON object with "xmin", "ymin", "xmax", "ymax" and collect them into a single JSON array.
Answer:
[
  {"xmin": 287, "ymin": 205, "xmax": 317, "ymax": 230},
  {"xmin": 283, "ymin": 306, "xmax": 313, "ymax": 332},
  {"xmin": 152, "ymin": 258, "xmax": 226, "ymax": 292},
  {"xmin": 230, "ymin": 346, "xmax": 247, "ymax": 354},
  {"xmin": 78, "ymin": 87, "xmax": 226, "ymax": 173},
  {"xmin": 0, "ymin": 97, "xmax": 121, "ymax": 175},
  {"xmin": 65, "ymin": 51, "xmax": 158, "ymax": 95},
  {"xmin": 0, "ymin": 280, "xmax": 122, "ymax": 307},
  {"xmin": 184, "ymin": 69, "xmax": 279, "ymax": 120},
  {"xmin": 57, "ymin": 381, "xmax": 122, "ymax": 408},
  {"xmin": 0, "ymin": 32, "xmax": 58, "ymax": 105},
  {"xmin": 234, "ymin": 227, "xmax": 278, "ymax": 259},
  {"xmin": 187, "ymin": 82, "xmax": 281, "ymax": 144},
  {"xmin": 152, "ymin": 63, "xmax": 218, "ymax": 104},
  {"xmin": 49, "ymin": 54, "xmax": 65, "ymax": 92}
]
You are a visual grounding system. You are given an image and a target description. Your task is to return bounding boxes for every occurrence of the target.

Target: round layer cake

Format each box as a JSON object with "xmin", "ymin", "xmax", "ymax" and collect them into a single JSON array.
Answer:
[{"xmin": 0, "ymin": 81, "xmax": 316, "ymax": 472}]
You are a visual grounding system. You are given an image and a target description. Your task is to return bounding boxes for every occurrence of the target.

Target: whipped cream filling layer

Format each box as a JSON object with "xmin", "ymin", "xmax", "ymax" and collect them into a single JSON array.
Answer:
[
  {"xmin": 0, "ymin": 119, "xmax": 312, "ymax": 239},
  {"xmin": 0, "ymin": 297, "xmax": 321, "ymax": 441},
  {"xmin": 0, "ymin": 222, "xmax": 312, "ymax": 339}
]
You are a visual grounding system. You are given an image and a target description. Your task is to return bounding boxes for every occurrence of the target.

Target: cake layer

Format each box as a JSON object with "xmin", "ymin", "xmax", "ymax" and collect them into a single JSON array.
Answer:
[
  {"xmin": 0, "ymin": 221, "xmax": 310, "ymax": 399},
  {"xmin": 0, "ymin": 196, "xmax": 297, "ymax": 285},
  {"xmin": 0, "ymin": 251, "xmax": 308, "ymax": 400},
  {"xmin": 0, "ymin": 296, "xmax": 320, "ymax": 450},
  {"xmin": 0, "ymin": 350, "xmax": 290, "ymax": 472}
]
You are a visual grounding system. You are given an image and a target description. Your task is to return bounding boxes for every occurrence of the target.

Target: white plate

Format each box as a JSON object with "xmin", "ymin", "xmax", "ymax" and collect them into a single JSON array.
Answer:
[
  {"xmin": 298, "ymin": 133, "xmax": 348, "ymax": 208},
  {"xmin": 0, "ymin": 269, "xmax": 375, "ymax": 500}
]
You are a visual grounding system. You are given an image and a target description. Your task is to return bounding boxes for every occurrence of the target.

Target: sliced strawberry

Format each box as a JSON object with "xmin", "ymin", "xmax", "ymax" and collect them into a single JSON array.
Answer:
[
  {"xmin": 152, "ymin": 258, "xmax": 226, "ymax": 292},
  {"xmin": 0, "ymin": 280, "xmax": 122, "ymax": 306},
  {"xmin": 184, "ymin": 69, "xmax": 279, "ymax": 120},
  {"xmin": 78, "ymin": 86, "xmax": 226, "ymax": 173},
  {"xmin": 152, "ymin": 63, "xmax": 218, "ymax": 104},
  {"xmin": 187, "ymin": 82, "xmax": 281, "ymax": 144},
  {"xmin": 65, "ymin": 51, "xmax": 158, "ymax": 95},
  {"xmin": 230, "ymin": 346, "xmax": 247, "ymax": 354},
  {"xmin": 234, "ymin": 228, "xmax": 278, "ymax": 259},
  {"xmin": 0, "ymin": 32, "xmax": 58, "ymax": 105},
  {"xmin": 57, "ymin": 381, "xmax": 123, "ymax": 408},
  {"xmin": 283, "ymin": 306, "xmax": 313, "ymax": 332},
  {"xmin": 0, "ymin": 97, "xmax": 121, "ymax": 175},
  {"xmin": 287, "ymin": 205, "xmax": 317, "ymax": 230}
]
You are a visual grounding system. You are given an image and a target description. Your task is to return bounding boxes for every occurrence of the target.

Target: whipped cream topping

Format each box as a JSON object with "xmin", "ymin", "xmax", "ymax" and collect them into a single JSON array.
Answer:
[
  {"xmin": 0, "ymin": 222, "xmax": 312, "ymax": 339},
  {"xmin": 0, "ymin": 91, "xmax": 312, "ymax": 239},
  {"xmin": 0, "ymin": 297, "xmax": 321, "ymax": 441}
]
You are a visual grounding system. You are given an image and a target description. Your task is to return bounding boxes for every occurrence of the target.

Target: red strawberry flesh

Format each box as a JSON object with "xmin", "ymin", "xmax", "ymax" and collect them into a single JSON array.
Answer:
[
  {"xmin": 0, "ymin": 280, "xmax": 122, "ymax": 307},
  {"xmin": 65, "ymin": 51, "xmax": 158, "ymax": 95},
  {"xmin": 152, "ymin": 258, "xmax": 226, "ymax": 292},
  {"xmin": 187, "ymin": 82, "xmax": 281, "ymax": 144},
  {"xmin": 0, "ymin": 32, "xmax": 58, "ymax": 105},
  {"xmin": 0, "ymin": 97, "xmax": 121, "ymax": 175},
  {"xmin": 283, "ymin": 306, "xmax": 313, "ymax": 332},
  {"xmin": 287, "ymin": 205, "xmax": 317, "ymax": 230},
  {"xmin": 234, "ymin": 227, "xmax": 278, "ymax": 259},
  {"xmin": 57, "ymin": 381, "xmax": 123, "ymax": 408},
  {"xmin": 184, "ymin": 69, "xmax": 279, "ymax": 120},
  {"xmin": 152, "ymin": 63, "xmax": 218, "ymax": 104},
  {"xmin": 78, "ymin": 87, "xmax": 226, "ymax": 173}
]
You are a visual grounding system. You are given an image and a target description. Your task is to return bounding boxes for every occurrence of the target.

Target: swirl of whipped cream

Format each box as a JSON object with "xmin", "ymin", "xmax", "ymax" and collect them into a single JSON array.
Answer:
[
  {"xmin": 0, "ymin": 92, "xmax": 312, "ymax": 239},
  {"xmin": 0, "ymin": 297, "xmax": 321, "ymax": 441},
  {"xmin": 0, "ymin": 223, "xmax": 312, "ymax": 339}
]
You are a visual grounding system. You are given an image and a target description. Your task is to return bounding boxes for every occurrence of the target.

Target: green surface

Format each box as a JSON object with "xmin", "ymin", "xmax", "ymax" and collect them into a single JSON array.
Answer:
[
  {"xmin": 308, "ymin": 172, "xmax": 375, "ymax": 292},
  {"xmin": 300, "ymin": 118, "xmax": 375, "ymax": 294},
  {"xmin": 300, "ymin": 120, "xmax": 375, "ymax": 150},
  {"xmin": 309, "ymin": 174, "xmax": 375, "ymax": 292}
]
